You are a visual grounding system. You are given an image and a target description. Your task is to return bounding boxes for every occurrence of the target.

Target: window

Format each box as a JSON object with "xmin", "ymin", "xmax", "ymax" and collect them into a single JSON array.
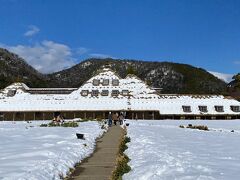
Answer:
[
  {"xmin": 122, "ymin": 90, "xmax": 129, "ymax": 96},
  {"xmin": 93, "ymin": 79, "xmax": 100, "ymax": 86},
  {"xmin": 199, "ymin": 106, "xmax": 208, "ymax": 112},
  {"xmin": 0, "ymin": 112, "xmax": 3, "ymax": 117},
  {"xmin": 182, "ymin": 106, "xmax": 191, "ymax": 112},
  {"xmin": 101, "ymin": 90, "xmax": 109, "ymax": 96},
  {"xmin": 215, "ymin": 106, "xmax": 224, "ymax": 112},
  {"xmin": 81, "ymin": 90, "xmax": 89, "ymax": 96},
  {"xmin": 7, "ymin": 90, "xmax": 16, "ymax": 97},
  {"xmin": 230, "ymin": 106, "xmax": 240, "ymax": 112},
  {"xmin": 112, "ymin": 90, "xmax": 119, "ymax": 96},
  {"xmin": 91, "ymin": 90, "xmax": 99, "ymax": 96},
  {"xmin": 112, "ymin": 79, "xmax": 119, "ymax": 86},
  {"xmin": 102, "ymin": 79, "xmax": 109, "ymax": 86}
]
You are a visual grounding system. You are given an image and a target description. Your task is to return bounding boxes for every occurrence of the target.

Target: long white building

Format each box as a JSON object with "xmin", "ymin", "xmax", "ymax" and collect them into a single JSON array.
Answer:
[{"xmin": 0, "ymin": 67, "xmax": 240, "ymax": 120}]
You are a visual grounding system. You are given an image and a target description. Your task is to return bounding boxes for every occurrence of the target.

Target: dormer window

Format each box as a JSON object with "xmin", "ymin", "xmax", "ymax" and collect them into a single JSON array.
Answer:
[
  {"xmin": 112, "ymin": 79, "xmax": 119, "ymax": 86},
  {"xmin": 91, "ymin": 90, "xmax": 99, "ymax": 96},
  {"xmin": 101, "ymin": 90, "xmax": 109, "ymax": 96},
  {"xmin": 215, "ymin": 106, "xmax": 224, "ymax": 112},
  {"xmin": 182, "ymin": 106, "xmax": 191, "ymax": 112},
  {"xmin": 122, "ymin": 90, "xmax": 129, "ymax": 96},
  {"xmin": 93, "ymin": 79, "xmax": 100, "ymax": 86},
  {"xmin": 81, "ymin": 90, "xmax": 89, "ymax": 96},
  {"xmin": 112, "ymin": 90, "xmax": 119, "ymax": 96},
  {"xmin": 7, "ymin": 90, "xmax": 16, "ymax": 97},
  {"xmin": 102, "ymin": 79, "xmax": 109, "ymax": 86},
  {"xmin": 199, "ymin": 106, "xmax": 208, "ymax": 112},
  {"xmin": 230, "ymin": 106, "xmax": 240, "ymax": 112}
]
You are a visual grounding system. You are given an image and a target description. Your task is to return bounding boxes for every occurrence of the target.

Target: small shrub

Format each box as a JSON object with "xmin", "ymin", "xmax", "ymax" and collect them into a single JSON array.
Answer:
[
  {"xmin": 124, "ymin": 136, "xmax": 131, "ymax": 144},
  {"xmin": 40, "ymin": 123, "xmax": 48, "ymax": 127},
  {"xmin": 78, "ymin": 119, "xmax": 89, "ymax": 122},
  {"xmin": 179, "ymin": 125, "xmax": 185, "ymax": 128},
  {"xmin": 112, "ymin": 129, "xmax": 131, "ymax": 179},
  {"xmin": 112, "ymin": 154, "xmax": 131, "ymax": 179},
  {"xmin": 48, "ymin": 121, "xmax": 59, "ymax": 127},
  {"xmin": 62, "ymin": 121, "xmax": 78, "ymax": 127},
  {"xmin": 119, "ymin": 137, "xmax": 129, "ymax": 155},
  {"xmin": 40, "ymin": 121, "xmax": 78, "ymax": 127},
  {"xmin": 187, "ymin": 125, "xmax": 209, "ymax": 131}
]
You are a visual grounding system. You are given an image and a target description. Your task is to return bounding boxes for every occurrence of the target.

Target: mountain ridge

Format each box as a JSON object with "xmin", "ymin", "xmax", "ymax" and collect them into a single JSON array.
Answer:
[{"xmin": 0, "ymin": 48, "xmax": 227, "ymax": 94}]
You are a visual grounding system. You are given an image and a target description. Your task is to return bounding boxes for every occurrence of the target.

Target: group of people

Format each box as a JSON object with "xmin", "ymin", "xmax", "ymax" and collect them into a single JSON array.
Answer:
[
  {"xmin": 52, "ymin": 115, "xmax": 64, "ymax": 123},
  {"xmin": 108, "ymin": 112, "xmax": 125, "ymax": 126}
]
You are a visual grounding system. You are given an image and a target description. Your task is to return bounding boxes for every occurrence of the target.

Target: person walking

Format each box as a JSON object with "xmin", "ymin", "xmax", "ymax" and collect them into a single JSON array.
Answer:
[
  {"xmin": 108, "ymin": 112, "xmax": 112, "ymax": 126},
  {"xmin": 119, "ymin": 113, "xmax": 124, "ymax": 125},
  {"xmin": 112, "ymin": 113, "xmax": 118, "ymax": 125}
]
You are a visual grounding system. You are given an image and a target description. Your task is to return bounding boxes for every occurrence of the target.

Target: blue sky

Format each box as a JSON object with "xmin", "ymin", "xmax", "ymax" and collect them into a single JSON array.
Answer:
[{"xmin": 0, "ymin": 0, "xmax": 240, "ymax": 77}]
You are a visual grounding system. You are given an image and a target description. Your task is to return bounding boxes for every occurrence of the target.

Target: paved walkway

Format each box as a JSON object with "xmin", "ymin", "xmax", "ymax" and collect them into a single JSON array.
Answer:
[{"xmin": 67, "ymin": 125, "xmax": 123, "ymax": 180}]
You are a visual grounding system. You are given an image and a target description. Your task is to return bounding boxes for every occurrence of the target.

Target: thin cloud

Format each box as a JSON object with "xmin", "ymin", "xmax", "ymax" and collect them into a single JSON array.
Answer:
[
  {"xmin": 1, "ymin": 38, "xmax": 115, "ymax": 73},
  {"xmin": 76, "ymin": 47, "xmax": 89, "ymax": 55},
  {"xmin": 24, "ymin": 25, "xmax": 40, "ymax": 37},
  {"xmin": 89, "ymin": 53, "xmax": 115, "ymax": 59},
  {"xmin": 3, "ymin": 40, "xmax": 77, "ymax": 74},
  {"xmin": 233, "ymin": 61, "xmax": 240, "ymax": 65}
]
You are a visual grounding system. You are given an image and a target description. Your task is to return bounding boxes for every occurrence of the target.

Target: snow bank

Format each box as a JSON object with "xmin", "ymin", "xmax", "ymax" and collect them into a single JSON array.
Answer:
[
  {"xmin": 0, "ymin": 120, "xmax": 105, "ymax": 180},
  {"xmin": 123, "ymin": 120, "xmax": 240, "ymax": 180}
]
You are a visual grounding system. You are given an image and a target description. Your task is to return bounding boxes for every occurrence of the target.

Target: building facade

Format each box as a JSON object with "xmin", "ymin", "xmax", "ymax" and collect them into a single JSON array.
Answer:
[{"xmin": 0, "ymin": 68, "xmax": 240, "ymax": 121}]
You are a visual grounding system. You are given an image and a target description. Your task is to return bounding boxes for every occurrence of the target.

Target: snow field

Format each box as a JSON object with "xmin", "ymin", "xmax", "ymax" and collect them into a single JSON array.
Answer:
[
  {"xmin": 0, "ymin": 120, "xmax": 105, "ymax": 180},
  {"xmin": 123, "ymin": 120, "xmax": 240, "ymax": 180}
]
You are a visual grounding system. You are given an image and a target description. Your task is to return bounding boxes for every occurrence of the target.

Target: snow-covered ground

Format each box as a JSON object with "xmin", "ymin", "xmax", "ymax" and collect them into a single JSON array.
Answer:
[
  {"xmin": 0, "ymin": 120, "xmax": 105, "ymax": 180},
  {"xmin": 123, "ymin": 120, "xmax": 240, "ymax": 180}
]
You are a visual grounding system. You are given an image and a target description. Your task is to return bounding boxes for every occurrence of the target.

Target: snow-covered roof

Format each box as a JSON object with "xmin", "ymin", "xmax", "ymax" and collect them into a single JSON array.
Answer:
[
  {"xmin": 2, "ymin": 82, "xmax": 30, "ymax": 93},
  {"xmin": 0, "ymin": 68, "xmax": 240, "ymax": 115}
]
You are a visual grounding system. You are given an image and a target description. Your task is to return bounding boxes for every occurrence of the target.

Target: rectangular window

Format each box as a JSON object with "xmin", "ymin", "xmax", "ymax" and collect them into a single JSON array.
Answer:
[
  {"xmin": 101, "ymin": 90, "xmax": 109, "ymax": 96},
  {"xmin": 122, "ymin": 90, "xmax": 129, "ymax": 96},
  {"xmin": 182, "ymin": 106, "xmax": 191, "ymax": 112},
  {"xmin": 93, "ymin": 79, "xmax": 100, "ymax": 86},
  {"xmin": 230, "ymin": 106, "xmax": 240, "ymax": 112},
  {"xmin": 199, "ymin": 106, "xmax": 208, "ymax": 112},
  {"xmin": 81, "ymin": 90, "xmax": 89, "ymax": 96},
  {"xmin": 91, "ymin": 90, "xmax": 99, "ymax": 96},
  {"xmin": 102, "ymin": 79, "xmax": 109, "ymax": 86},
  {"xmin": 112, "ymin": 90, "xmax": 119, "ymax": 96},
  {"xmin": 215, "ymin": 106, "xmax": 224, "ymax": 112},
  {"xmin": 112, "ymin": 79, "xmax": 119, "ymax": 86},
  {"xmin": 7, "ymin": 90, "xmax": 16, "ymax": 97}
]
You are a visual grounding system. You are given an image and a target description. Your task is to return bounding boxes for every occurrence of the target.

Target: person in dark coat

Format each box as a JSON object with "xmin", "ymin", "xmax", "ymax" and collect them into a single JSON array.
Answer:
[{"xmin": 108, "ymin": 112, "xmax": 112, "ymax": 126}]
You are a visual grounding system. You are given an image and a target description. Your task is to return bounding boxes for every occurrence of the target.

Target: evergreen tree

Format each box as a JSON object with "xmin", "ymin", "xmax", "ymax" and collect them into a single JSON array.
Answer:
[
  {"xmin": 232, "ymin": 73, "xmax": 240, "ymax": 89},
  {"xmin": 126, "ymin": 66, "xmax": 137, "ymax": 75}
]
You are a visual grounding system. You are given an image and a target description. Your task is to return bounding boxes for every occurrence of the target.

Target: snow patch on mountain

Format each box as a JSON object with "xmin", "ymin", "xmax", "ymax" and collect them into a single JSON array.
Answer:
[{"xmin": 208, "ymin": 71, "xmax": 233, "ymax": 83}]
